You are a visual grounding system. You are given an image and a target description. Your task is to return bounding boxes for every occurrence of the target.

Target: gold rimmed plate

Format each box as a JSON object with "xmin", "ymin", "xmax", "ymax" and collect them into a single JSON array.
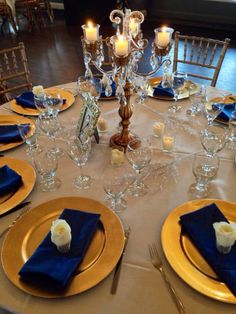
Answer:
[
  {"xmin": 0, "ymin": 157, "xmax": 36, "ymax": 215},
  {"xmin": 213, "ymin": 95, "xmax": 236, "ymax": 125},
  {"xmin": 0, "ymin": 115, "xmax": 35, "ymax": 152},
  {"xmin": 9, "ymin": 88, "xmax": 75, "ymax": 116},
  {"xmin": 1, "ymin": 196, "xmax": 125, "ymax": 298},
  {"xmin": 162, "ymin": 199, "xmax": 236, "ymax": 303},
  {"xmin": 147, "ymin": 77, "xmax": 198, "ymax": 101}
]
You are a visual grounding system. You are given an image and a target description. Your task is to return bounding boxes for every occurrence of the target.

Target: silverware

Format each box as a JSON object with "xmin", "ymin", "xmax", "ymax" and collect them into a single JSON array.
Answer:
[
  {"xmin": 110, "ymin": 227, "xmax": 131, "ymax": 294},
  {"xmin": 148, "ymin": 243, "xmax": 185, "ymax": 314},
  {"xmin": 0, "ymin": 203, "xmax": 30, "ymax": 239}
]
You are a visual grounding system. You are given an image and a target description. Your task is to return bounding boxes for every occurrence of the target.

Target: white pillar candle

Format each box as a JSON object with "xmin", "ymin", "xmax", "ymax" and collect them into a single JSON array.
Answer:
[
  {"xmin": 153, "ymin": 122, "xmax": 164, "ymax": 137},
  {"xmin": 111, "ymin": 148, "xmax": 124, "ymax": 165},
  {"xmin": 155, "ymin": 27, "xmax": 170, "ymax": 47},
  {"xmin": 129, "ymin": 18, "xmax": 138, "ymax": 36},
  {"xmin": 85, "ymin": 21, "xmax": 98, "ymax": 42},
  {"xmin": 97, "ymin": 117, "xmax": 107, "ymax": 132},
  {"xmin": 162, "ymin": 136, "xmax": 174, "ymax": 152},
  {"xmin": 114, "ymin": 35, "xmax": 129, "ymax": 57}
]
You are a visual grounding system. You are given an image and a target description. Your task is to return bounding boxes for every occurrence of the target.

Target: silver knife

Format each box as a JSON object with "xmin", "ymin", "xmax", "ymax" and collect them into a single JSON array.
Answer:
[{"xmin": 111, "ymin": 227, "xmax": 131, "ymax": 294}]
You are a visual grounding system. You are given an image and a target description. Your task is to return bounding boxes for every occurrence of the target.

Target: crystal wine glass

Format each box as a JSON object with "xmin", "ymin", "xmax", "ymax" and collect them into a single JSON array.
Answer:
[
  {"xmin": 127, "ymin": 138, "xmax": 152, "ymax": 197},
  {"xmin": 200, "ymin": 125, "xmax": 227, "ymax": 157},
  {"xmin": 17, "ymin": 122, "xmax": 41, "ymax": 155},
  {"xmin": 168, "ymin": 71, "xmax": 188, "ymax": 113},
  {"xmin": 186, "ymin": 84, "xmax": 206, "ymax": 116},
  {"xmin": 32, "ymin": 148, "xmax": 61, "ymax": 192},
  {"xmin": 67, "ymin": 137, "xmax": 92, "ymax": 189},
  {"xmin": 228, "ymin": 110, "xmax": 236, "ymax": 150},
  {"xmin": 203, "ymin": 90, "xmax": 226, "ymax": 125},
  {"xmin": 189, "ymin": 153, "xmax": 219, "ymax": 198}
]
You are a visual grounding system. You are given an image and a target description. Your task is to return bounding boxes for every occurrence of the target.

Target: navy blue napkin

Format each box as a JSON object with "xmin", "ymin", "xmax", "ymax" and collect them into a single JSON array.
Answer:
[
  {"xmin": 0, "ymin": 165, "xmax": 22, "ymax": 197},
  {"xmin": 0, "ymin": 124, "xmax": 29, "ymax": 143},
  {"xmin": 16, "ymin": 91, "xmax": 36, "ymax": 109},
  {"xmin": 19, "ymin": 208, "xmax": 100, "ymax": 291},
  {"xmin": 153, "ymin": 83, "xmax": 174, "ymax": 98},
  {"xmin": 101, "ymin": 81, "xmax": 116, "ymax": 98},
  {"xmin": 180, "ymin": 203, "xmax": 236, "ymax": 296},
  {"xmin": 217, "ymin": 104, "xmax": 236, "ymax": 122}
]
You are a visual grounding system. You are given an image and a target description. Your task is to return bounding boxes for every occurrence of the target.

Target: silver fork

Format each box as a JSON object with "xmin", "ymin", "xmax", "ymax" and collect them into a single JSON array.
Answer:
[{"xmin": 148, "ymin": 243, "xmax": 185, "ymax": 314}]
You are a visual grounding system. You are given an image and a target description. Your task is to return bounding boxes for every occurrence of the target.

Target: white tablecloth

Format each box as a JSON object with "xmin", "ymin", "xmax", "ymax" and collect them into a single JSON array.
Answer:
[{"xmin": 0, "ymin": 83, "xmax": 236, "ymax": 314}]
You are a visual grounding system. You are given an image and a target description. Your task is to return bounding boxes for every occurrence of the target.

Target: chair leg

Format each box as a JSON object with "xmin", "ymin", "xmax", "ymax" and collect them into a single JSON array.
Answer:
[
  {"xmin": 45, "ymin": 0, "xmax": 54, "ymax": 23},
  {"xmin": 9, "ymin": 12, "xmax": 18, "ymax": 33},
  {"xmin": 35, "ymin": 5, "xmax": 45, "ymax": 28}
]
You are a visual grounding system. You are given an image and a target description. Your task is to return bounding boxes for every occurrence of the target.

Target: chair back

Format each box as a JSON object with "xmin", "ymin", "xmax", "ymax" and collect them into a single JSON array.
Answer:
[
  {"xmin": 173, "ymin": 31, "xmax": 230, "ymax": 87},
  {"xmin": 0, "ymin": 42, "xmax": 32, "ymax": 103}
]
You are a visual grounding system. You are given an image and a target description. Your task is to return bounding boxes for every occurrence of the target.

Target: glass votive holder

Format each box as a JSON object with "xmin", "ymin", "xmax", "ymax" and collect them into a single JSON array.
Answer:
[
  {"xmin": 153, "ymin": 121, "xmax": 165, "ymax": 138},
  {"xmin": 154, "ymin": 27, "xmax": 174, "ymax": 48},
  {"xmin": 81, "ymin": 22, "xmax": 100, "ymax": 43},
  {"xmin": 213, "ymin": 222, "xmax": 236, "ymax": 254}
]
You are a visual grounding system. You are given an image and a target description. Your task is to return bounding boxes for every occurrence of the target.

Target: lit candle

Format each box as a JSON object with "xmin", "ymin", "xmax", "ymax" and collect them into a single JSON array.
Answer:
[
  {"xmin": 114, "ymin": 35, "xmax": 129, "ymax": 57},
  {"xmin": 162, "ymin": 136, "xmax": 174, "ymax": 152},
  {"xmin": 153, "ymin": 121, "xmax": 164, "ymax": 137},
  {"xmin": 156, "ymin": 27, "xmax": 170, "ymax": 48},
  {"xmin": 97, "ymin": 117, "xmax": 107, "ymax": 132},
  {"xmin": 84, "ymin": 21, "xmax": 98, "ymax": 42},
  {"xmin": 129, "ymin": 18, "xmax": 138, "ymax": 36},
  {"xmin": 111, "ymin": 148, "xmax": 124, "ymax": 165}
]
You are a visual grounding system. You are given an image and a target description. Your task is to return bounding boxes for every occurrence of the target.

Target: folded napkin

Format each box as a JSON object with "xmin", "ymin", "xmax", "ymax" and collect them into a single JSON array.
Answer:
[
  {"xmin": 153, "ymin": 83, "xmax": 174, "ymax": 98},
  {"xmin": 101, "ymin": 81, "xmax": 116, "ymax": 98},
  {"xmin": 0, "ymin": 124, "xmax": 29, "ymax": 143},
  {"xmin": 217, "ymin": 104, "xmax": 236, "ymax": 122},
  {"xmin": 180, "ymin": 203, "xmax": 236, "ymax": 296},
  {"xmin": 16, "ymin": 91, "xmax": 36, "ymax": 109},
  {"xmin": 0, "ymin": 165, "xmax": 22, "ymax": 197},
  {"xmin": 19, "ymin": 208, "xmax": 100, "ymax": 291}
]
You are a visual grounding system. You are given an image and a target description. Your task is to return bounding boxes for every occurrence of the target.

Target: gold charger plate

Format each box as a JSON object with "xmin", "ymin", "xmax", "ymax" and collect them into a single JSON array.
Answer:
[
  {"xmin": 147, "ymin": 77, "xmax": 198, "ymax": 101},
  {"xmin": 162, "ymin": 199, "xmax": 236, "ymax": 303},
  {"xmin": 0, "ymin": 157, "xmax": 36, "ymax": 215},
  {"xmin": 0, "ymin": 115, "xmax": 35, "ymax": 152},
  {"xmin": 213, "ymin": 95, "xmax": 236, "ymax": 125},
  {"xmin": 9, "ymin": 88, "xmax": 75, "ymax": 116},
  {"xmin": 1, "ymin": 196, "xmax": 125, "ymax": 298}
]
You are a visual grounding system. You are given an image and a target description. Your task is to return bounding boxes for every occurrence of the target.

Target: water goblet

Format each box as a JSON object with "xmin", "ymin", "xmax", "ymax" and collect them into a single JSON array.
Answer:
[
  {"xmin": 189, "ymin": 153, "xmax": 219, "ymax": 198},
  {"xmin": 203, "ymin": 90, "xmax": 226, "ymax": 125},
  {"xmin": 34, "ymin": 94, "xmax": 49, "ymax": 113},
  {"xmin": 67, "ymin": 137, "xmax": 92, "ymax": 189},
  {"xmin": 200, "ymin": 124, "xmax": 227, "ymax": 157},
  {"xmin": 32, "ymin": 148, "xmax": 61, "ymax": 192},
  {"xmin": 186, "ymin": 84, "xmax": 206, "ymax": 116},
  {"xmin": 45, "ymin": 90, "xmax": 63, "ymax": 117},
  {"xmin": 103, "ymin": 164, "xmax": 135, "ymax": 213},
  {"xmin": 228, "ymin": 110, "xmax": 236, "ymax": 150},
  {"xmin": 126, "ymin": 138, "xmax": 152, "ymax": 197},
  {"xmin": 168, "ymin": 71, "xmax": 188, "ymax": 113},
  {"xmin": 17, "ymin": 122, "xmax": 41, "ymax": 155}
]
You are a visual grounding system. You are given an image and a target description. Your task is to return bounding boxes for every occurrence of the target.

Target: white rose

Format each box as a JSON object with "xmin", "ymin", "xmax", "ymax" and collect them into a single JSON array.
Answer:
[
  {"xmin": 51, "ymin": 219, "xmax": 72, "ymax": 247},
  {"xmin": 32, "ymin": 85, "xmax": 44, "ymax": 97}
]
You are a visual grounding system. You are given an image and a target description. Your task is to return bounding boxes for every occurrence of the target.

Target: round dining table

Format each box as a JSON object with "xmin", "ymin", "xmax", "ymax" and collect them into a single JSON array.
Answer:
[{"xmin": 0, "ymin": 81, "xmax": 236, "ymax": 314}]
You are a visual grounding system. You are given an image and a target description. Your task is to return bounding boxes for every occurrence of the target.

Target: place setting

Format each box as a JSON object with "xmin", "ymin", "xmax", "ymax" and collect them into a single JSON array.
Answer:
[
  {"xmin": 8, "ymin": 86, "xmax": 75, "ymax": 116},
  {"xmin": 0, "ymin": 115, "xmax": 36, "ymax": 152},
  {"xmin": 1, "ymin": 196, "xmax": 125, "ymax": 298}
]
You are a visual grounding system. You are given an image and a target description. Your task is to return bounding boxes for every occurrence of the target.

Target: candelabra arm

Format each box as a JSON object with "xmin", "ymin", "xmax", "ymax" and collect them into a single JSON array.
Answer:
[{"xmin": 133, "ymin": 57, "xmax": 168, "ymax": 78}]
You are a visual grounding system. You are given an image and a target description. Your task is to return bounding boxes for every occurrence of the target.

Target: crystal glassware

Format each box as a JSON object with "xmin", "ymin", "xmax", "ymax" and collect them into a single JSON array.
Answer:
[
  {"xmin": 67, "ymin": 137, "xmax": 92, "ymax": 189},
  {"xmin": 168, "ymin": 71, "xmax": 187, "ymax": 113},
  {"xmin": 203, "ymin": 90, "xmax": 226, "ymax": 125},
  {"xmin": 200, "ymin": 124, "xmax": 227, "ymax": 157},
  {"xmin": 45, "ymin": 90, "xmax": 64, "ymax": 117},
  {"xmin": 103, "ymin": 163, "xmax": 135, "ymax": 213},
  {"xmin": 34, "ymin": 94, "xmax": 49, "ymax": 113},
  {"xmin": 127, "ymin": 138, "xmax": 152, "ymax": 197},
  {"xmin": 186, "ymin": 84, "xmax": 206, "ymax": 116},
  {"xmin": 189, "ymin": 153, "xmax": 219, "ymax": 198},
  {"xmin": 32, "ymin": 148, "xmax": 61, "ymax": 192},
  {"xmin": 17, "ymin": 122, "xmax": 41, "ymax": 155},
  {"xmin": 228, "ymin": 110, "xmax": 236, "ymax": 150}
]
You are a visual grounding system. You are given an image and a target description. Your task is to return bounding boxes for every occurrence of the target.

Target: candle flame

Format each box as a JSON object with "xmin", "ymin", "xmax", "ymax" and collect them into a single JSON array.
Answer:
[
  {"xmin": 87, "ymin": 20, "xmax": 94, "ymax": 28},
  {"xmin": 161, "ymin": 26, "xmax": 168, "ymax": 32}
]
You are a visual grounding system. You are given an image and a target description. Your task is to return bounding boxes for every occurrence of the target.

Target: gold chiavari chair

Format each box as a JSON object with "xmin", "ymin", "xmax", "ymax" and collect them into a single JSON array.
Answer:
[
  {"xmin": 0, "ymin": 42, "xmax": 32, "ymax": 105},
  {"xmin": 0, "ymin": 1, "xmax": 17, "ymax": 33},
  {"xmin": 173, "ymin": 31, "xmax": 230, "ymax": 87},
  {"xmin": 15, "ymin": 0, "xmax": 45, "ymax": 31},
  {"xmin": 38, "ymin": 0, "xmax": 54, "ymax": 23}
]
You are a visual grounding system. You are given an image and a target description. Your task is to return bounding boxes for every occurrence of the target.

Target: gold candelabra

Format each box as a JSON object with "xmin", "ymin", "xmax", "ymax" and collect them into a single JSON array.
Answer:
[{"xmin": 81, "ymin": 9, "xmax": 174, "ymax": 150}]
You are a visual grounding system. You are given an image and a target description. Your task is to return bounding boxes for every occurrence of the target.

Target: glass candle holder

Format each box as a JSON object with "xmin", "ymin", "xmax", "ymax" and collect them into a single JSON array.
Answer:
[
  {"xmin": 113, "ymin": 34, "xmax": 130, "ymax": 58},
  {"xmin": 154, "ymin": 27, "xmax": 174, "ymax": 48},
  {"xmin": 129, "ymin": 18, "xmax": 140, "ymax": 37},
  {"xmin": 82, "ymin": 22, "xmax": 100, "ymax": 43}
]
